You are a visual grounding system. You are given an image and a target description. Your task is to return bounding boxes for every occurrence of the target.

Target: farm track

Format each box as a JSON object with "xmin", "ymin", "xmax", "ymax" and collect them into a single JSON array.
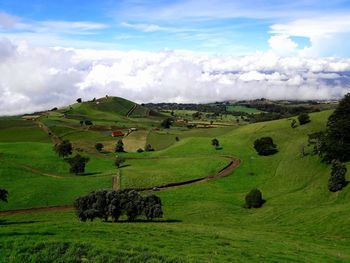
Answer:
[
  {"xmin": 0, "ymin": 156, "xmax": 241, "ymax": 216},
  {"xmin": 126, "ymin": 104, "xmax": 138, "ymax": 118}
]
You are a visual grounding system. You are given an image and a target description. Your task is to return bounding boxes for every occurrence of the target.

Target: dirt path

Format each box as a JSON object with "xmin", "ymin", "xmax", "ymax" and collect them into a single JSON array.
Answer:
[
  {"xmin": 126, "ymin": 104, "xmax": 138, "ymax": 117},
  {"xmin": 126, "ymin": 156, "xmax": 241, "ymax": 191},
  {"xmin": 34, "ymin": 120, "xmax": 62, "ymax": 144},
  {"xmin": 0, "ymin": 156, "xmax": 241, "ymax": 216}
]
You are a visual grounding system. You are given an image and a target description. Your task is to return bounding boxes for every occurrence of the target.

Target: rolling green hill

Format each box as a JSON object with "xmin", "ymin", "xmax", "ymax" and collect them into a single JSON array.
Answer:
[{"xmin": 0, "ymin": 105, "xmax": 349, "ymax": 262}]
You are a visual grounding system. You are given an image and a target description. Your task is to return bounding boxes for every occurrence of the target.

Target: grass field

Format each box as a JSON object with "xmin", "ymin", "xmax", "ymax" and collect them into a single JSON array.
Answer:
[
  {"xmin": 226, "ymin": 105, "xmax": 262, "ymax": 114},
  {"xmin": 0, "ymin": 102, "xmax": 349, "ymax": 262}
]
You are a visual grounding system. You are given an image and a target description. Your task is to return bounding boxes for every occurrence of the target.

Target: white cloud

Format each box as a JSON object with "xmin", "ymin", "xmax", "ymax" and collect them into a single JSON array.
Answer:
[
  {"xmin": 0, "ymin": 12, "xmax": 18, "ymax": 28},
  {"xmin": 268, "ymin": 35, "xmax": 298, "ymax": 56},
  {"xmin": 0, "ymin": 38, "xmax": 350, "ymax": 115},
  {"xmin": 270, "ymin": 15, "xmax": 350, "ymax": 57}
]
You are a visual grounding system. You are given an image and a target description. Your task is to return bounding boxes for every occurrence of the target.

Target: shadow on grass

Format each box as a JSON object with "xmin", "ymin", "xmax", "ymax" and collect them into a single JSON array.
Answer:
[
  {"xmin": 1, "ymin": 231, "xmax": 55, "ymax": 237},
  {"xmin": 105, "ymin": 219, "xmax": 182, "ymax": 224},
  {"xmin": 118, "ymin": 164, "xmax": 131, "ymax": 169},
  {"xmin": 77, "ymin": 172, "xmax": 102, "ymax": 176},
  {"xmin": 215, "ymin": 147, "xmax": 223, "ymax": 150},
  {"xmin": 0, "ymin": 220, "xmax": 43, "ymax": 226}
]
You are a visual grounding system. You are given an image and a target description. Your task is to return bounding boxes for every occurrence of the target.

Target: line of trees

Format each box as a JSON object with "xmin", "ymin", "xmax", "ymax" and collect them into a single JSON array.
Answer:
[{"xmin": 74, "ymin": 189, "xmax": 163, "ymax": 222}]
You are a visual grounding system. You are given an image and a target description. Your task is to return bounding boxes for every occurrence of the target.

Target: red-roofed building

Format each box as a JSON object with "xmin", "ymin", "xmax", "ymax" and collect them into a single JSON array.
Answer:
[{"xmin": 112, "ymin": 131, "xmax": 124, "ymax": 137}]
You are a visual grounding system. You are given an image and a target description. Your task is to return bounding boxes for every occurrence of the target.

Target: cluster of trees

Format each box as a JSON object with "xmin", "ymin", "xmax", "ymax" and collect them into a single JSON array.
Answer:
[
  {"xmin": 298, "ymin": 113, "xmax": 310, "ymax": 125},
  {"xmin": 161, "ymin": 118, "xmax": 173, "ymax": 129},
  {"xmin": 0, "ymin": 188, "xmax": 8, "ymax": 207},
  {"xmin": 308, "ymin": 93, "xmax": 349, "ymax": 192},
  {"xmin": 254, "ymin": 137, "xmax": 278, "ymax": 156},
  {"xmin": 54, "ymin": 140, "xmax": 89, "ymax": 174},
  {"xmin": 74, "ymin": 189, "xmax": 163, "ymax": 222}
]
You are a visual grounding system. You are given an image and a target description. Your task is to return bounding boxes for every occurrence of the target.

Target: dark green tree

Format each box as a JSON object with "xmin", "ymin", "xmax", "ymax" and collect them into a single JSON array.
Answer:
[
  {"xmin": 319, "ymin": 93, "xmax": 350, "ymax": 162},
  {"xmin": 291, "ymin": 119, "xmax": 297, "ymax": 128},
  {"xmin": 143, "ymin": 195, "xmax": 163, "ymax": 220},
  {"xmin": 211, "ymin": 138, "xmax": 219, "ymax": 148},
  {"xmin": 115, "ymin": 157, "xmax": 125, "ymax": 168},
  {"xmin": 161, "ymin": 118, "xmax": 173, "ymax": 129},
  {"xmin": 145, "ymin": 144, "xmax": 154, "ymax": 152},
  {"xmin": 54, "ymin": 140, "xmax": 73, "ymax": 158},
  {"xmin": 115, "ymin": 139, "xmax": 124, "ymax": 152},
  {"xmin": 95, "ymin": 143, "xmax": 104, "ymax": 152},
  {"xmin": 137, "ymin": 148, "xmax": 144, "ymax": 153},
  {"xmin": 85, "ymin": 120, "xmax": 93, "ymax": 126},
  {"xmin": 245, "ymin": 188, "xmax": 264, "ymax": 208},
  {"xmin": 328, "ymin": 160, "xmax": 348, "ymax": 192},
  {"xmin": 298, "ymin": 113, "xmax": 310, "ymax": 125},
  {"xmin": 253, "ymin": 137, "xmax": 278, "ymax": 156},
  {"xmin": 68, "ymin": 154, "xmax": 89, "ymax": 174},
  {"xmin": 0, "ymin": 188, "xmax": 8, "ymax": 207}
]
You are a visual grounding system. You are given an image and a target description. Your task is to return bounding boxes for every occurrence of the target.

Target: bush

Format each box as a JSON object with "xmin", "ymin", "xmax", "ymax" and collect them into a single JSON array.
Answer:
[
  {"xmin": 145, "ymin": 144, "xmax": 154, "ymax": 152},
  {"xmin": 95, "ymin": 143, "xmax": 103, "ymax": 152},
  {"xmin": 211, "ymin": 138, "xmax": 219, "ymax": 148},
  {"xmin": 290, "ymin": 119, "xmax": 297, "ymax": 128},
  {"xmin": 328, "ymin": 160, "xmax": 347, "ymax": 192},
  {"xmin": 137, "ymin": 148, "xmax": 144, "ymax": 153},
  {"xmin": 74, "ymin": 189, "xmax": 163, "ymax": 222},
  {"xmin": 54, "ymin": 140, "xmax": 73, "ymax": 158},
  {"xmin": 68, "ymin": 154, "xmax": 89, "ymax": 174},
  {"xmin": 115, "ymin": 140, "xmax": 124, "ymax": 152},
  {"xmin": 245, "ymin": 188, "xmax": 264, "ymax": 208},
  {"xmin": 84, "ymin": 120, "xmax": 93, "ymax": 126},
  {"xmin": 253, "ymin": 137, "xmax": 278, "ymax": 156},
  {"xmin": 298, "ymin": 113, "xmax": 310, "ymax": 125},
  {"xmin": 0, "ymin": 188, "xmax": 8, "ymax": 207},
  {"xmin": 115, "ymin": 157, "xmax": 125, "ymax": 168}
]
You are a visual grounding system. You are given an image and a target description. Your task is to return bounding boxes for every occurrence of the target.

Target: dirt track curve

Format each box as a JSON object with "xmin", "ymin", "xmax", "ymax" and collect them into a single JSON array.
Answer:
[{"xmin": 0, "ymin": 156, "xmax": 241, "ymax": 217}]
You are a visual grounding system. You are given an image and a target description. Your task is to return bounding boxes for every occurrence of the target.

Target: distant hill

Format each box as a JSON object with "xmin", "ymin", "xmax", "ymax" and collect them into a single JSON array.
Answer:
[{"xmin": 60, "ymin": 96, "xmax": 161, "ymax": 119}]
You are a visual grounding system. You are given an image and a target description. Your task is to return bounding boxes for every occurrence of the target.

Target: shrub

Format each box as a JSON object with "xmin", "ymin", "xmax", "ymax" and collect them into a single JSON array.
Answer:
[
  {"xmin": 54, "ymin": 140, "xmax": 73, "ymax": 158},
  {"xmin": 95, "ymin": 143, "xmax": 103, "ymax": 152},
  {"xmin": 298, "ymin": 113, "xmax": 310, "ymax": 125},
  {"xmin": 145, "ymin": 144, "xmax": 154, "ymax": 152},
  {"xmin": 76, "ymin": 98, "xmax": 82, "ymax": 103},
  {"xmin": 115, "ymin": 157, "xmax": 125, "ymax": 168},
  {"xmin": 0, "ymin": 188, "xmax": 8, "ymax": 207},
  {"xmin": 290, "ymin": 119, "xmax": 297, "ymax": 128},
  {"xmin": 245, "ymin": 188, "xmax": 264, "ymax": 208},
  {"xmin": 84, "ymin": 120, "xmax": 93, "ymax": 126},
  {"xmin": 137, "ymin": 148, "xmax": 144, "ymax": 153},
  {"xmin": 328, "ymin": 160, "xmax": 348, "ymax": 192},
  {"xmin": 115, "ymin": 140, "xmax": 124, "ymax": 152},
  {"xmin": 211, "ymin": 138, "xmax": 219, "ymax": 148},
  {"xmin": 68, "ymin": 154, "xmax": 89, "ymax": 174},
  {"xmin": 253, "ymin": 137, "xmax": 278, "ymax": 156},
  {"xmin": 175, "ymin": 136, "xmax": 180, "ymax": 142}
]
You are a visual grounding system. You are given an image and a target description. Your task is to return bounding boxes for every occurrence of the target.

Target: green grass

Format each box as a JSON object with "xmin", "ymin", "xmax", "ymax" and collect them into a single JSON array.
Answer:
[
  {"xmin": 0, "ymin": 109, "xmax": 350, "ymax": 262},
  {"xmin": 227, "ymin": 105, "xmax": 262, "ymax": 114}
]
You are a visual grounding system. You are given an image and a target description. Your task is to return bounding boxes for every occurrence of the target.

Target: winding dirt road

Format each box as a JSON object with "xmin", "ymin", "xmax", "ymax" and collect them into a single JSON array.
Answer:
[{"xmin": 0, "ymin": 156, "xmax": 241, "ymax": 217}]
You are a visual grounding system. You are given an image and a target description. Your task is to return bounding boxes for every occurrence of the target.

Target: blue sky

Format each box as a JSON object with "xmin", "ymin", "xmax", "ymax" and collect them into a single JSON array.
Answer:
[{"xmin": 1, "ymin": 0, "xmax": 350, "ymax": 56}]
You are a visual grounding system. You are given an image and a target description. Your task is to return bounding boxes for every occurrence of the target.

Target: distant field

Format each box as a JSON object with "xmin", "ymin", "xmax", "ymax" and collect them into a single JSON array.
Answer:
[{"xmin": 226, "ymin": 105, "xmax": 262, "ymax": 113}]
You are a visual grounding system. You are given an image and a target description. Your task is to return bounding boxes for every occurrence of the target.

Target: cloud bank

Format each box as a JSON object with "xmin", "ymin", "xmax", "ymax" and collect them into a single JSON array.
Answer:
[{"xmin": 0, "ymin": 38, "xmax": 350, "ymax": 115}]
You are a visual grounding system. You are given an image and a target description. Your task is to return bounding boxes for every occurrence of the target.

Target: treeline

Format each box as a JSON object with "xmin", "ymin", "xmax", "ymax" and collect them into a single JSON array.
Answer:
[{"xmin": 75, "ymin": 189, "xmax": 163, "ymax": 222}]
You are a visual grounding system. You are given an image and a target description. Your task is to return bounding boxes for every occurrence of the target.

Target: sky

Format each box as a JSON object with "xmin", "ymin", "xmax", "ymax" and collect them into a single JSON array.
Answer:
[{"xmin": 1, "ymin": 0, "xmax": 350, "ymax": 115}]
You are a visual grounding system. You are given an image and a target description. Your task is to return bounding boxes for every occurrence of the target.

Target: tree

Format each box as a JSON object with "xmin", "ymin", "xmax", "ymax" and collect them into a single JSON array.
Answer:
[
  {"xmin": 245, "ymin": 188, "xmax": 264, "ymax": 208},
  {"xmin": 253, "ymin": 137, "xmax": 278, "ymax": 156},
  {"xmin": 145, "ymin": 144, "xmax": 154, "ymax": 152},
  {"xmin": 54, "ymin": 140, "xmax": 73, "ymax": 158},
  {"xmin": 298, "ymin": 113, "xmax": 310, "ymax": 125},
  {"xmin": 85, "ymin": 120, "xmax": 93, "ymax": 126},
  {"xmin": 318, "ymin": 93, "xmax": 350, "ymax": 162},
  {"xmin": 328, "ymin": 160, "xmax": 347, "ymax": 192},
  {"xmin": 211, "ymin": 138, "xmax": 219, "ymax": 148},
  {"xmin": 95, "ymin": 143, "xmax": 104, "ymax": 152},
  {"xmin": 137, "ymin": 148, "xmax": 144, "ymax": 153},
  {"xmin": 175, "ymin": 136, "xmax": 180, "ymax": 142},
  {"xmin": 115, "ymin": 157, "xmax": 125, "ymax": 168},
  {"xmin": 161, "ymin": 118, "xmax": 173, "ymax": 129},
  {"xmin": 143, "ymin": 195, "xmax": 163, "ymax": 220},
  {"xmin": 76, "ymin": 98, "xmax": 82, "ymax": 103},
  {"xmin": 79, "ymin": 120, "xmax": 84, "ymax": 126},
  {"xmin": 291, "ymin": 119, "xmax": 297, "ymax": 128},
  {"xmin": 68, "ymin": 154, "xmax": 89, "ymax": 174},
  {"xmin": 115, "ymin": 140, "xmax": 124, "ymax": 152},
  {"xmin": 0, "ymin": 188, "xmax": 8, "ymax": 207}
]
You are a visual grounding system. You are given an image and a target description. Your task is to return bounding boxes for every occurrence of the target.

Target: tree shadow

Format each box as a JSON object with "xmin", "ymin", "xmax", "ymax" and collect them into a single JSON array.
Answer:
[
  {"xmin": 0, "ymin": 220, "xmax": 43, "ymax": 226},
  {"xmin": 215, "ymin": 147, "xmax": 223, "ymax": 150},
  {"xmin": 105, "ymin": 219, "xmax": 182, "ymax": 224},
  {"xmin": 118, "ymin": 164, "xmax": 131, "ymax": 169},
  {"xmin": 1, "ymin": 231, "xmax": 55, "ymax": 237},
  {"xmin": 78, "ymin": 172, "xmax": 102, "ymax": 176}
]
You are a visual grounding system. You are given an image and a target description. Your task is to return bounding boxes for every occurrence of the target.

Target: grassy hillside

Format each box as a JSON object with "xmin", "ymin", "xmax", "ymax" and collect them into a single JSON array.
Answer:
[{"xmin": 0, "ymin": 110, "xmax": 349, "ymax": 262}]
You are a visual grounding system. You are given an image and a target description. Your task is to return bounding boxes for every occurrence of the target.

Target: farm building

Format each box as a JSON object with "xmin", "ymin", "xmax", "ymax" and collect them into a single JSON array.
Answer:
[{"xmin": 112, "ymin": 131, "xmax": 124, "ymax": 137}]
